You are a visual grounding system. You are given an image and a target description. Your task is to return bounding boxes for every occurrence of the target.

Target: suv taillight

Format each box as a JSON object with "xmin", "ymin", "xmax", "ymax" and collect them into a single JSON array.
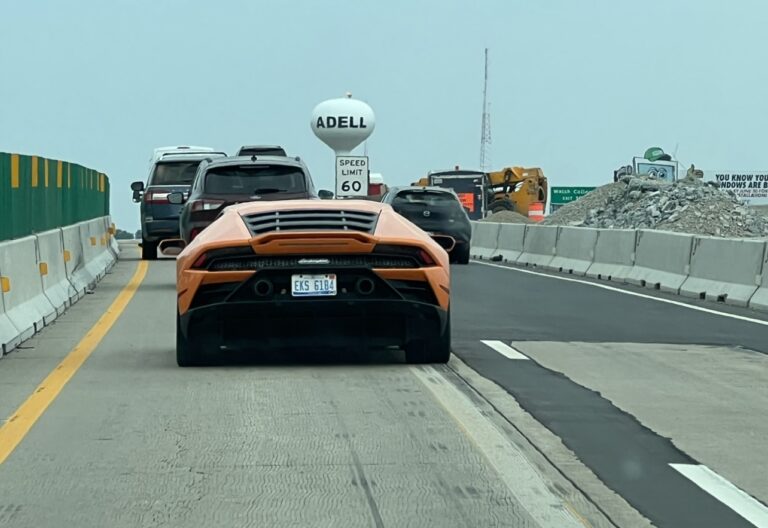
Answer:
[
  {"xmin": 145, "ymin": 190, "xmax": 170, "ymax": 204},
  {"xmin": 190, "ymin": 199, "xmax": 225, "ymax": 212}
]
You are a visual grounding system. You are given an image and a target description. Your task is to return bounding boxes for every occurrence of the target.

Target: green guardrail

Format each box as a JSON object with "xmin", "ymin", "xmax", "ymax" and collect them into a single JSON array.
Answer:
[{"xmin": 0, "ymin": 151, "xmax": 110, "ymax": 241}]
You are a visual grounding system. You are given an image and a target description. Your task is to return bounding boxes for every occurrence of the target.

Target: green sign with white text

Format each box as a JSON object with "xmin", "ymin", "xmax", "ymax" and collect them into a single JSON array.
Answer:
[{"xmin": 550, "ymin": 186, "xmax": 596, "ymax": 205}]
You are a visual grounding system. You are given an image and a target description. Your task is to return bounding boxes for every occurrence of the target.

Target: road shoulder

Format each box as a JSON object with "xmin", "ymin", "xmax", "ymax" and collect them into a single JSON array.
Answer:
[
  {"xmin": 0, "ymin": 252, "xmax": 138, "ymax": 426},
  {"xmin": 445, "ymin": 355, "xmax": 653, "ymax": 528}
]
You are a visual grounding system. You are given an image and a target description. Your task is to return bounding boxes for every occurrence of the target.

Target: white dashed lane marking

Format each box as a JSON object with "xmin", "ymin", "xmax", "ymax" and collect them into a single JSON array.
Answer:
[
  {"xmin": 670, "ymin": 464, "xmax": 768, "ymax": 528},
  {"xmin": 481, "ymin": 340, "xmax": 529, "ymax": 360}
]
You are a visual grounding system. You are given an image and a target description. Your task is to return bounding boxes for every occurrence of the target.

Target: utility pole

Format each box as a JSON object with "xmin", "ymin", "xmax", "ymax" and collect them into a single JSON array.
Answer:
[{"xmin": 479, "ymin": 48, "xmax": 492, "ymax": 172}]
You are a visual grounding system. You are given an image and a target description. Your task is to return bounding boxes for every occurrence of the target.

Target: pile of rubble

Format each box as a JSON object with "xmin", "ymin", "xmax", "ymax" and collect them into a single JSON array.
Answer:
[
  {"xmin": 542, "ymin": 175, "xmax": 768, "ymax": 238},
  {"xmin": 481, "ymin": 210, "xmax": 533, "ymax": 224}
]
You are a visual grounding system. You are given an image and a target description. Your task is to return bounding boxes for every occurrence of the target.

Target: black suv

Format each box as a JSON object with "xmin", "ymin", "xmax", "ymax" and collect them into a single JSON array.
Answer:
[
  {"xmin": 131, "ymin": 150, "xmax": 226, "ymax": 259},
  {"xmin": 170, "ymin": 156, "xmax": 319, "ymax": 243},
  {"xmin": 382, "ymin": 186, "xmax": 472, "ymax": 264}
]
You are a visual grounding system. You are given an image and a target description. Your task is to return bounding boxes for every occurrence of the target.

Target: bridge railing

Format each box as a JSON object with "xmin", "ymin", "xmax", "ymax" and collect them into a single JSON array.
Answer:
[{"xmin": 0, "ymin": 151, "xmax": 110, "ymax": 241}]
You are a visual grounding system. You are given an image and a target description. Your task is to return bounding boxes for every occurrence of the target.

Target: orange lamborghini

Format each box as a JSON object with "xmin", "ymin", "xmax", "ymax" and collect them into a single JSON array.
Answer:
[{"xmin": 175, "ymin": 199, "xmax": 451, "ymax": 366}]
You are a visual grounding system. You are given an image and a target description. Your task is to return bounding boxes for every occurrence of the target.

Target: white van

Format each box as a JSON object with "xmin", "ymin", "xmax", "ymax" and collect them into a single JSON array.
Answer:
[{"xmin": 149, "ymin": 146, "xmax": 226, "ymax": 166}]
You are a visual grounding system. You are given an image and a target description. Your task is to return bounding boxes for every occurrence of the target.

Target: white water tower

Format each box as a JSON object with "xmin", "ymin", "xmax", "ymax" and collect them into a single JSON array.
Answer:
[
  {"xmin": 311, "ymin": 93, "xmax": 376, "ymax": 197},
  {"xmin": 311, "ymin": 93, "xmax": 375, "ymax": 155}
]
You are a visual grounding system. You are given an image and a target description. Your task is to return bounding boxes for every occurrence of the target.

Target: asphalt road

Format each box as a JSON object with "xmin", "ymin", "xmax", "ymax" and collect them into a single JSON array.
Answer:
[
  {"xmin": 0, "ymin": 247, "xmax": 766, "ymax": 527},
  {"xmin": 0, "ymin": 249, "xmax": 606, "ymax": 528},
  {"xmin": 451, "ymin": 261, "xmax": 768, "ymax": 528}
]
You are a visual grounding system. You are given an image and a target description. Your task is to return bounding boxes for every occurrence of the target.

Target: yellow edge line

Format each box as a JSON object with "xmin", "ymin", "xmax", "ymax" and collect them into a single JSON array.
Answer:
[
  {"xmin": 0, "ymin": 260, "xmax": 149, "ymax": 465},
  {"xmin": 564, "ymin": 501, "xmax": 594, "ymax": 528}
]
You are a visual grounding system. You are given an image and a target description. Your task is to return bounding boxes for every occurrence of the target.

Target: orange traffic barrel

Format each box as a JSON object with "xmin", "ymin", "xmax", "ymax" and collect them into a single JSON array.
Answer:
[{"xmin": 528, "ymin": 202, "xmax": 545, "ymax": 222}]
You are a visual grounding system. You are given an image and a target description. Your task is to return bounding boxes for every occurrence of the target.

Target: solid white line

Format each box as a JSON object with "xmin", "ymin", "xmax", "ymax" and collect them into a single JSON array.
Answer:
[
  {"xmin": 411, "ymin": 366, "xmax": 587, "ymax": 527},
  {"xmin": 473, "ymin": 260, "xmax": 768, "ymax": 327},
  {"xmin": 481, "ymin": 340, "xmax": 529, "ymax": 360},
  {"xmin": 670, "ymin": 463, "xmax": 768, "ymax": 527}
]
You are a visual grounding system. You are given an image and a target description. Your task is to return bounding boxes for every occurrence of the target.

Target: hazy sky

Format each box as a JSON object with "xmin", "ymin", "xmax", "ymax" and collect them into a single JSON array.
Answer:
[{"xmin": 2, "ymin": 1, "xmax": 766, "ymax": 231}]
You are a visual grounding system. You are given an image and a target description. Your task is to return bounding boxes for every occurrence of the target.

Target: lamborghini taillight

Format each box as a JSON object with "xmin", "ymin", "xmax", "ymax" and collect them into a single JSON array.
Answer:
[
  {"xmin": 372, "ymin": 244, "xmax": 436, "ymax": 267},
  {"xmin": 190, "ymin": 246, "xmax": 255, "ymax": 270}
]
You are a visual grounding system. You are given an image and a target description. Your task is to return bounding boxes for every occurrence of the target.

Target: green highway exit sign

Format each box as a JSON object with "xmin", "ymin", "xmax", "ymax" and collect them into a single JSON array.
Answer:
[{"xmin": 550, "ymin": 187, "xmax": 596, "ymax": 205}]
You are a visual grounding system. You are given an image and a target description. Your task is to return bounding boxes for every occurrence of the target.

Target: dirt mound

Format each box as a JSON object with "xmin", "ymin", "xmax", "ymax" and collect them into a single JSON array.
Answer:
[
  {"xmin": 481, "ymin": 210, "xmax": 533, "ymax": 224},
  {"xmin": 542, "ymin": 176, "xmax": 768, "ymax": 238}
]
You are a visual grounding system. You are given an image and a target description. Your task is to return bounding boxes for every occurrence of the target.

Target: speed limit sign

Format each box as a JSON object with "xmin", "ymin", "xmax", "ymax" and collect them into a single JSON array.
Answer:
[{"xmin": 335, "ymin": 156, "xmax": 369, "ymax": 198}]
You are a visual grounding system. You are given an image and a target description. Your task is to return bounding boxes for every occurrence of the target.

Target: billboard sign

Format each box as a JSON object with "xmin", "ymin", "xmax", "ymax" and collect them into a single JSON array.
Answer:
[{"xmin": 704, "ymin": 171, "xmax": 768, "ymax": 204}]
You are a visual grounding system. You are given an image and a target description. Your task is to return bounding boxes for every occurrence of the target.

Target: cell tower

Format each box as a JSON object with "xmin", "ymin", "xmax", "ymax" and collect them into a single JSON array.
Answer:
[{"xmin": 479, "ymin": 48, "xmax": 492, "ymax": 172}]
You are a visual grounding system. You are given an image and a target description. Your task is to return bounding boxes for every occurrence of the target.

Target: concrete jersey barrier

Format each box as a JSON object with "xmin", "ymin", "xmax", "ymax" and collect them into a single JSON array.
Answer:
[
  {"xmin": 585, "ymin": 229, "xmax": 637, "ymax": 283},
  {"xmin": 466, "ymin": 217, "xmax": 768, "ymax": 313},
  {"xmin": 0, "ymin": 236, "xmax": 56, "ymax": 343},
  {"xmin": 62, "ymin": 223, "xmax": 93, "ymax": 298},
  {"xmin": 82, "ymin": 219, "xmax": 112, "ymax": 282},
  {"xmin": 1, "ymin": 216, "xmax": 117, "ymax": 355},
  {"xmin": 105, "ymin": 217, "xmax": 120, "ymax": 259},
  {"xmin": 37, "ymin": 229, "xmax": 72, "ymax": 317},
  {"xmin": 495, "ymin": 224, "xmax": 527, "ymax": 262},
  {"xmin": 625, "ymin": 230, "xmax": 694, "ymax": 293},
  {"xmin": 470, "ymin": 222, "xmax": 501, "ymax": 260},
  {"xmin": 517, "ymin": 225, "xmax": 558, "ymax": 268},
  {"xmin": 747, "ymin": 244, "xmax": 768, "ymax": 312},
  {"xmin": 0, "ymin": 274, "xmax": 21, "ymax": 355},
  {"xmin": 548, "ymin": 227, "xmax": 598, "ymax": 275},
  {"xmin": 679, "ymin": 236, "xmax": 765, "ymax": 307}
]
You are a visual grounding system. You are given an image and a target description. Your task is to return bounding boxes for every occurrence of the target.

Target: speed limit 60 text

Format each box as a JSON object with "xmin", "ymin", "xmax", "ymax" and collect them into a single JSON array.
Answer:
[{"xmin": 335, "ymin": 156, "xmax": 369, "ymax": 198}]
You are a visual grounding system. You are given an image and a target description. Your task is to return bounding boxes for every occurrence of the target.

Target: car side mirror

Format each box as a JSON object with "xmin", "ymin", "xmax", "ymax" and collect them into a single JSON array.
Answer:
[
  {"xmin": 318, "ymin": 189, "xmax": 334, "ymax": 200},
  {"xmin": 132, "ymin": 191, "xmax": 142, "ymax": 203},
  {"xmin": 167, "ymin": 192, "xmax": 186, "ymax": 205},
  {"xmin": 131, "ymin": 181, "xmax": 145, "ymax": 192}
]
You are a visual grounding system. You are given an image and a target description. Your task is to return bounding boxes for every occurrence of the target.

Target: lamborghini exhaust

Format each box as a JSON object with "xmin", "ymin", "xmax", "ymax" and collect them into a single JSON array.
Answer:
[{"xmin": 430, "ymin": 234, "xmax": 456, "ymax": 253}]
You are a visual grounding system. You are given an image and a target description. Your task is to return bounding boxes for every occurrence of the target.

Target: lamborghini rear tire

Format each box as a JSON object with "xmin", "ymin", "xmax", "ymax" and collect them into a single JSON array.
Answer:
[
  {"xmin": 177, "ymin": 313, "xmax": 203, "ymax": 367},
  {"xmin": 405, "ymin": 312, "xmax": 451, "ymax": 364}
]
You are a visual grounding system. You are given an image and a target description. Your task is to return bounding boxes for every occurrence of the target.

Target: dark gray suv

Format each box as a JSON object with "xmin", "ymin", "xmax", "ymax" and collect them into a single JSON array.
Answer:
[
  {"xmin": 171, "ymin": 155, "xmax": 320, "ymax": 244},
  {"xmin": 131, "ymin": 150, "xmax": 226, "ymax": 259},
  {"xmin": 381, "ymin": 186, "xmax": 472, "ymax": 264}
]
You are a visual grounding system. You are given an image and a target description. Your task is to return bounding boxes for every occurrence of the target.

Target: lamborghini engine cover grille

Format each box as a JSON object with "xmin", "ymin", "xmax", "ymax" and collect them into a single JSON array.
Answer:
[{"xmin": 242, "ymin": 209, "xmax": 378, "ymax": 236}]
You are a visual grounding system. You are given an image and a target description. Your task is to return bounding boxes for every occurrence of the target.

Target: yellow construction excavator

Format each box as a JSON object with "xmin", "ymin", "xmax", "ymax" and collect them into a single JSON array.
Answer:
[{"xmin": 413, "ymin": 166, "xmax": 548, "ymax": 220}]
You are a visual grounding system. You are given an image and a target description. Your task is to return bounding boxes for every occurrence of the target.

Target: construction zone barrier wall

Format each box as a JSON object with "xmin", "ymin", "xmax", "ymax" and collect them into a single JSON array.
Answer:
[
  {"xmin": 517, "ymin": 225, "xmax": 558, "ymax": 268},
  {"xmin": 625, "ymin": 230, "xmax": 693, "ymax": 294},
  {"xmin": 0, "ymin": 217, "xmax": 117, "ymax": 356},
  {"xmin": 585, "ymin": 229, "xmax": 637, "ymax": 283},
  {"xmin": 495, "ymin": 224, "xmax": 527, "ymax": 262},
  {"xmin": 0, "ymin": 236, "xmax": 54, "ymax": 345},
  {"xmin": 470, "ymin": 223, "xmax": 501, "ymax": 260},
  {"xmin": 750, "ymin": 248, "xmax": 768, "ymax": 311},
  {"xmin": 62, "ymin": 223, "xmax": 90, "ymax": 299},
  {"xmin": 470, "ymin": 222, "xmax": 768, "ymax": 313},
  {"xmin": 37, "ymin": 229, "xmax": 72, "ymax": 317},
  {"xmin": 547, "ymin": 227, "xmax": 598, "ymax": 275},
  {"xmin": 680, "ymin": 237, "xmax": 765, "ymax": 307}
]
